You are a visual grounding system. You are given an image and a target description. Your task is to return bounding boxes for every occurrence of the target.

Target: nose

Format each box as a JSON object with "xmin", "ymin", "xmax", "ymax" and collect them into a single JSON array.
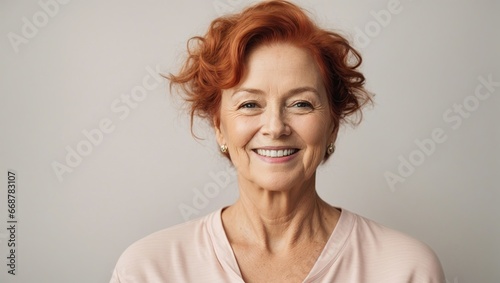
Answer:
[{"xmin": 261, "ymin": 105, "xmax": 291, "ymax": 138}]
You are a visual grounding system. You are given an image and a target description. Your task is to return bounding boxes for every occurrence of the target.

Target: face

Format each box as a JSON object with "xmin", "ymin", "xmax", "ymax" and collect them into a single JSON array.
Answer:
[{"xmin": 215, "ymin": 43, "xmax": 337, "ymax": 192}]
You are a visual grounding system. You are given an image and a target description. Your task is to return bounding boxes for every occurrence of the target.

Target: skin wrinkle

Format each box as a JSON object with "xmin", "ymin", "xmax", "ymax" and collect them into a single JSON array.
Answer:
[{"xmin": 231, "ymin": 190, "xmax": 329, "ymax": 249}]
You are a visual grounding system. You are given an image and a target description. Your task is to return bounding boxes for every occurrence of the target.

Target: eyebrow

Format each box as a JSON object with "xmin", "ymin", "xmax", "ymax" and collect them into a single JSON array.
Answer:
[{"xmin": 232, "ymin": 86, "xmax": 320, "ymax": 97}]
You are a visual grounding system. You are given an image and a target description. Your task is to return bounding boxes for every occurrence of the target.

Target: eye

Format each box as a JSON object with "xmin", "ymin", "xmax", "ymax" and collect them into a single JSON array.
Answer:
[
  {"xmin": 238, "ymin": 102, "xmax": 258, "ymax": 109},
  {"xmin": 292, "ymin": 101, "xmax": 313, "ymax": 108}
]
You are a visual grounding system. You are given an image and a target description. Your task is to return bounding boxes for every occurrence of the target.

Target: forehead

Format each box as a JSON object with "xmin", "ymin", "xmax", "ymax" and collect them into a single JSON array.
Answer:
[{"xmin": 240, "ymin": 43, "xmax": 324, "ymax": 89}]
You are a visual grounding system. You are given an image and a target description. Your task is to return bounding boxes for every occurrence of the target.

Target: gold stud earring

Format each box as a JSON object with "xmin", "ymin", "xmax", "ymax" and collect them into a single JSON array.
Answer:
[
  {"xmin": 220, "ymin": 144, "xmax": 228, "ymax": 153},
  {"xmin": 327, "ymin": 143, "xmax": 335, "ymax": 155}
]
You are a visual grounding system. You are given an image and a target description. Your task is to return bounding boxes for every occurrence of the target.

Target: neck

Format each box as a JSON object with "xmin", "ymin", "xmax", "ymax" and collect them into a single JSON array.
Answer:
[{"xmin": 222, "ymin": 175, "xmax": 339, "ymax": 253}]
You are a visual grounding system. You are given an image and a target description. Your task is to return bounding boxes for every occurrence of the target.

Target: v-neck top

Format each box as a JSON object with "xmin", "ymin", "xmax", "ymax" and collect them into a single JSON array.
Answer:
[{"xmin": 110, "ymin": 208, "xmax": 445, "ymax": 282}]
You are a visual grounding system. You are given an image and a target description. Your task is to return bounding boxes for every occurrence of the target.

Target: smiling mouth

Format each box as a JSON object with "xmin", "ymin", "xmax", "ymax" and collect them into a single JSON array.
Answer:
[{"xmin": 254, "ymin": 148, "xmax": 299, "ymax": 158}]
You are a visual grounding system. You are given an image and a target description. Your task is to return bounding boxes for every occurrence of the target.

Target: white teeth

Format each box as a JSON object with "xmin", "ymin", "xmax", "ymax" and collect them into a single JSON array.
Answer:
[{"xmin": 256, "ymin": 149, "xmax": 297, "ymax": 157}]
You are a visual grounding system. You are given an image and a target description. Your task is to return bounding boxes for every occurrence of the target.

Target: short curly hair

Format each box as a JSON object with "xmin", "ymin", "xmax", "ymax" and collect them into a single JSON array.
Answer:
[{"xmin": 168, "ymin": 0, "xmax": 371, "ymax": 135}]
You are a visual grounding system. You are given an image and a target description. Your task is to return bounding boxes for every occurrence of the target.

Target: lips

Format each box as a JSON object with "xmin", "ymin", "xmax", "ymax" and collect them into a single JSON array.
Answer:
[{"xmin": 254, "ymin": 148, "xmax": 299, "ymax": 158}]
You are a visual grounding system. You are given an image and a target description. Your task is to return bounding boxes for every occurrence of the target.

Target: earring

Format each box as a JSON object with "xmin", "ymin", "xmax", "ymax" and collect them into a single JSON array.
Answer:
[
  {"xmin": 327, "ymin": 143, "xmax": 335, "ymax": 155},
  {"xmin": 220, "ymin": 144, "xmax": 228, "ymax": 153}
]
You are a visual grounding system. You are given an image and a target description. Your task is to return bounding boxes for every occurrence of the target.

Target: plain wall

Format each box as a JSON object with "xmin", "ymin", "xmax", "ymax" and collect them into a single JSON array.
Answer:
[{"xmin": 0, "ymin": 0, "xmax": 498, "ymax": 282}]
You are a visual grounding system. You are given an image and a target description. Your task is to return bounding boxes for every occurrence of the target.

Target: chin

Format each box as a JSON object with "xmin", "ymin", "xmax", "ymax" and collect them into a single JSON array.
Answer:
[{"xmin": 253, "ymin": 174, "xmax": 306, "ymax": 192}]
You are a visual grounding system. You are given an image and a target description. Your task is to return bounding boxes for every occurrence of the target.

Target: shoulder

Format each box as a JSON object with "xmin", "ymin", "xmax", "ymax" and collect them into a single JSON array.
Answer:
[
  {"xmin": 342, "ymin": 210, "xmax": 445, "ymax": 282},
  {"xmin": 110, "ymin": 212, "xmax": 216, "ymax": 282},
  {"xmin": 122, "ymin": 216, "xmax": 208, "ymax": 256}
]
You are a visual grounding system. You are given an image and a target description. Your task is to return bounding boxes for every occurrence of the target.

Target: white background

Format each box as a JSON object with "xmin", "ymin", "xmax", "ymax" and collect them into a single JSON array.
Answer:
[{"xmin": 0, "ymin": 0, "xmax": 498, "ymax": 282}]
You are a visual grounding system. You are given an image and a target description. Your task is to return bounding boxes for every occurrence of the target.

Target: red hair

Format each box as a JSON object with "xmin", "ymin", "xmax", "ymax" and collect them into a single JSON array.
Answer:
[{"xmin": 168, "ymin": 0, "xmax": 371, "ymax": 133}]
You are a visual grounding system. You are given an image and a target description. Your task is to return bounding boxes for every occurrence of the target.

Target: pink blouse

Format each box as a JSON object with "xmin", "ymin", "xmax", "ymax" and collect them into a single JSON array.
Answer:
[{"xmin": 110, "ymin": 208, "xmax": 445, "ymax": 282}]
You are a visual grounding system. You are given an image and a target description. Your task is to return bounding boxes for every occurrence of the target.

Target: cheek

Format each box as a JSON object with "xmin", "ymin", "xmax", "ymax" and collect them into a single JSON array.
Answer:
[
  {"xmin": 293, "ymin": 116, "xmax": 331, "ymax": 146},
  {"xmin": 222, "ymin": 116, "xmax": 260, "ymax": 147}
]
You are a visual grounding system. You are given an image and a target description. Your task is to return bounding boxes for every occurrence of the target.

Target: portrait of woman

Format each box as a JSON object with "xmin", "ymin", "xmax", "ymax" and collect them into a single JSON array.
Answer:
[{"xmin": 110, "ymin": 1, "xmax": 445, "ymax": 282}]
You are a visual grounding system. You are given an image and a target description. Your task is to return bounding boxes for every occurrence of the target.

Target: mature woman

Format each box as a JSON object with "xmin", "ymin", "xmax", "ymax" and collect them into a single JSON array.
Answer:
[{"xmin": 111, "ymin": 1, "xmax": 445, "ymax": 282}]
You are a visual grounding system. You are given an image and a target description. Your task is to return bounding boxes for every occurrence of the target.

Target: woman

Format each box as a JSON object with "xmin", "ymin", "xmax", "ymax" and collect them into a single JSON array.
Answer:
[{"xmin": 110, "ymin": 1, "xmax": 445, "ymax": 282}]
